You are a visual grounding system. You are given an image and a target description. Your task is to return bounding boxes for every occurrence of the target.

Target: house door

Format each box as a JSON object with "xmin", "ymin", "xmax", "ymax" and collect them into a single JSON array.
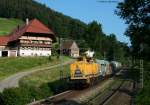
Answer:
[
  {"xmin": 2, "ymin": 51, "xmax": 8, "ymax": 57},
  {"xmin": 9, "ymin": 51, "xmax": 17, "ymax": 57}
]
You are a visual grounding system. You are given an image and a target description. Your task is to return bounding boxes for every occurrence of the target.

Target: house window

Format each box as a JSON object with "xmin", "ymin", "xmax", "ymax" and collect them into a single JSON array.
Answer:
[
  {"xmin": 28, "ymin": 47, "xmax": 31, "ymax": 50},
  {"xmin": 36, "ymin": 47, "xmax": 38, "ymax": 50},
  {"xmin": 39, "ymin": 47, "xmax": 41, "ymax": 50},
  {"xmin": 39, "ymin": 41, "xmax": 43, "ymax": 44}
]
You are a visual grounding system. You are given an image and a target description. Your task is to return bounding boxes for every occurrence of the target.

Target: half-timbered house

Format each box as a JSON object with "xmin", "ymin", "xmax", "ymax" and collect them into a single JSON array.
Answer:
[{"xmin": 0, "ymin": 19, "xmax": 55, "ymax": 57}]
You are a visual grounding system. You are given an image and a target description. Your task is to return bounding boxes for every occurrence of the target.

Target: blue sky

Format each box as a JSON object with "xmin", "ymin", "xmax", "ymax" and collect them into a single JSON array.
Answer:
[{"xmin": 35, "ymin": 0, "xmax": 130, "ymax": 45}]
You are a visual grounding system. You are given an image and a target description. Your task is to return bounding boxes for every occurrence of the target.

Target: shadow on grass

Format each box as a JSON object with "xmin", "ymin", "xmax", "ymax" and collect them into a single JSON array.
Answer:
[
  {"xmin": 115, "ymin": 68, "xmax": 140, "ymax": 81},
  {"xmin": 47, "ymin": 78, "xmax": 70, "ymax": 94},
  {"xmin": 41, "ymin": 99, "xmax": 82, "ymax": 105}
]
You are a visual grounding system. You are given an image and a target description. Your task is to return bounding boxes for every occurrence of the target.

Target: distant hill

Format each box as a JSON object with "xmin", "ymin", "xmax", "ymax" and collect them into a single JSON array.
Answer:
[{"xmin": 0, "ymin": 18, "xmax": 23, "ymax": 36}]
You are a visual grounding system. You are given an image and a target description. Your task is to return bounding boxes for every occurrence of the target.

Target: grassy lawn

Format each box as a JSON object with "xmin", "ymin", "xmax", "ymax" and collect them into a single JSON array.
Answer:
[
  {"xmin": 19, "ymin": 64, "xmax": 70, "ymax": 87},
  {"xmin": 0, "ymin": 64, "xmax": 71, "ymax": 105},
  {"xmin": 0, "ymin": 56, "xmax": 71, "ymax": 80},
  {"xmin": 0, "ymin": 18, "xmax": 24, "ymax": 36}
]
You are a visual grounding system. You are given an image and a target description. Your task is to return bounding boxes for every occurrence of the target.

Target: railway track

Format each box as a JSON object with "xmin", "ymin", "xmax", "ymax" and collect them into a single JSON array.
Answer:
[
  {"xmin": 29, "ymin": 69, "xmax": 133, "ymax": 105},
  {"xmin": 83, "ymin": 70, "xmax": 133, "ymax": 105},
  {"xmin": 83, "ymin": 79, "xmax": 124, "ymax": 105},
  {"xmin": 102, "ymin": 80, "xmax": 133, "ymax": 105},
  {"xmin": 29, "ymin": 79, "xmax": 113, "ymax": 105},
  {"xmin": 102, "ymin": 82, "xmax": 125, "ymax": 105},
  {"xmin": 28, "ymin": 90, "xmax": 78, "ymax": 105}
]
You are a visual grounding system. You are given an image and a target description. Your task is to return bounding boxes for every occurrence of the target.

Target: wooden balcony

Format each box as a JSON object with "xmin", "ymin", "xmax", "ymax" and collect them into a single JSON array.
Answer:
[
  {"xmin": 20, "ymin": 46, "xmax": 51, "ymax": 51},
  {"xmin": 20, "ymin": 39, "xmax": 52, "ymax": 45},
  {"xmin": 20, "ymin": 43, "xmax": 51, "ymax": 47},
  {"xmin": 19, "ymin": 36, "xmax": 52, "ymax": 41}
]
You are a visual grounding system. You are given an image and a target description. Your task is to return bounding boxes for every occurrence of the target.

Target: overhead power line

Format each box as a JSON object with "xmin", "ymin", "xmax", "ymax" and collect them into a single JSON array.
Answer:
[{"xmin": 97, "ymin": 0, "xmax": 120, "ymax": 3}]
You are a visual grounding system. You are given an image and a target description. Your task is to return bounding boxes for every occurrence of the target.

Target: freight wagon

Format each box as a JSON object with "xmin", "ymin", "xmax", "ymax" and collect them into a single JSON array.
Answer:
[{"xmin": 96, "ymin": 59, "xmax": 112, "ymax": 77}]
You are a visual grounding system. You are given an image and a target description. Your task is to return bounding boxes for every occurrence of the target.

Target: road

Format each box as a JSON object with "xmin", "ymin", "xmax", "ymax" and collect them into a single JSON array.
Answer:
[{"xmin": 0, "ymin": 60, "xmax": 73, "ymax": 92}]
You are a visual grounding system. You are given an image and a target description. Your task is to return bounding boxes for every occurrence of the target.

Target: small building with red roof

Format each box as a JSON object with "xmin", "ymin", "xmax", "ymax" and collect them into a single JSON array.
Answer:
[{"xmin": 0, "ymin": 18, "xmax": 55, "ymax": 57}]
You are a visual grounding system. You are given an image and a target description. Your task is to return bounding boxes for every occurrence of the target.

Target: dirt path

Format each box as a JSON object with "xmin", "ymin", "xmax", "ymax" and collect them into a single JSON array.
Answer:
[{"xmin": 0, "ymin": 60, "xmax": 73, "ymax": 92}]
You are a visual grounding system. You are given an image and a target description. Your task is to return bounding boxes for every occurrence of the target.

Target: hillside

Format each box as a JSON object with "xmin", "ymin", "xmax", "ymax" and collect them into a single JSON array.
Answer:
[
  {"xmin": 0, "ymin": 18, "xmax": 23, "ymax": 36},
  {"xmin": 0, "ymin": 0, "xmax": 87, "ymax": 39},
  {"xmin": 0, "ymin": 0, "xmax": 129, "ymax": 61}
]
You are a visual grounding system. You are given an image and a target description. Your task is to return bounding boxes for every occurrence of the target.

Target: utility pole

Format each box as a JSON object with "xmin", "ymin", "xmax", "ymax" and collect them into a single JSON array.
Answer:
[
  {"xmin": 104, "ymin": 51, "xmax": 106, "ymax": 60},
  {"xmin": 139, "ymin": 43, "xmax": 144, "ymax": 88},
  {"xmin": 140, "ymin": 59, "xmax": 144, "ymax": 88},
  {"xmin": 59, "ymin": 38, "xmax": 63, "ymax": 80}
]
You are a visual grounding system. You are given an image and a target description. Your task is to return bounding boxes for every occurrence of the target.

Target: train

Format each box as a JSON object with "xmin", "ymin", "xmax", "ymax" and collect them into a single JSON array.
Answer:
[{"xmin": 69, "ymin": 56, "xmax": 122, "ymax": 86}]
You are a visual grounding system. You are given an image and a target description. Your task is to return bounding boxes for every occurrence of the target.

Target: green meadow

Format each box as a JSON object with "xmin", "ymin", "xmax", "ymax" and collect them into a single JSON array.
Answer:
[
  {"xmin": 0, "ymin": 56, "xmax": 71, "ymax": 80},
  {"xmin": 20, "ymin": 65, "xmax": 70, "ymax": 87},
  {"xmin": 0, "ymin": 18, "xmax": 23, "ymax": 36}
]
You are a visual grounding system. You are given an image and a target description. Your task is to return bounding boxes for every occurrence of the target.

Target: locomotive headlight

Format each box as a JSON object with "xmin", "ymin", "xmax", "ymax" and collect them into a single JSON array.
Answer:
[{"xmin": 74, "ymin": 68, "xmax": 83, "ymax": 77}]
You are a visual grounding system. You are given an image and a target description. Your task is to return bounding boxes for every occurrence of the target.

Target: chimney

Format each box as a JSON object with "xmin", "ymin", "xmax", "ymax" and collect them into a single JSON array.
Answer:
[
  {"xmin": 17, "ymin": 25, "xmax": 20, "ymax": 31},
  {"xmin": 26, "ymin": 18, "xmax": 29, "ymax": 25}
]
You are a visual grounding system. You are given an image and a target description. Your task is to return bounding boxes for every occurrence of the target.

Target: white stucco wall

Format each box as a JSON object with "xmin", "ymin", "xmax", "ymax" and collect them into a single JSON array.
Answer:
[
  {"xmin": 71, "ymin": 53, "xmax": 79, "ymax": 58},
  {"xmin": 0, "ymin": 51, "xmax": 2, "ymax": 57},
  {"xmin": 70, "ymin": 42, "xmax": 79, "ymax": 58},
  {"xmin": 19, "ymin": 49, "xmax": 51, "ymax": 56},
  {"xmin": 0, "ymin": 46, "xmax": 5, "ymax": 57}
]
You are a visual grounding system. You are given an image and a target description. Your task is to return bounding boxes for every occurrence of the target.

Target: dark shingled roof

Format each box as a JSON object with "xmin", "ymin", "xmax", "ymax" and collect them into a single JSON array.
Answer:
[{"xmin": 60, "ymin": 40, "xmax": 75, "ymax": 49}]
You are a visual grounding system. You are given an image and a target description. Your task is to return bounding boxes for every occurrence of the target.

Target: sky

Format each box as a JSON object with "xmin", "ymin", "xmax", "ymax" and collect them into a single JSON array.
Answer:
[{"xmin": 35, "ymin": 0, "xmax": 130, "ymax": 45}]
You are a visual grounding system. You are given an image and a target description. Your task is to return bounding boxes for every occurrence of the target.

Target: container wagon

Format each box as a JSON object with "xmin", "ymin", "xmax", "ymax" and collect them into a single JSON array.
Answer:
[{"xmin": 96, "ymin": 60, "xmax": 112, "ymax": 78}]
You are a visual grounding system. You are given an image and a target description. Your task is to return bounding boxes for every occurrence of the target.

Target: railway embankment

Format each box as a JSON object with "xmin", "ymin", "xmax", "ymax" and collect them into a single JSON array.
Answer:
[
  {"xmin": 29, "ymin": 69, "xmax": 134, "ymax": 105},
  {"xmin": 29, "ymin": 78, "xmax": 115, "ymax": 105}
]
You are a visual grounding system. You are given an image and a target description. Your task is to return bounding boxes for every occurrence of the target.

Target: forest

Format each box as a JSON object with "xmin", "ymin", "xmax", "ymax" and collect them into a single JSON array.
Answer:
[{"xmin": 117, "ymin": 0, "xmax": 150, "ymax": 104}]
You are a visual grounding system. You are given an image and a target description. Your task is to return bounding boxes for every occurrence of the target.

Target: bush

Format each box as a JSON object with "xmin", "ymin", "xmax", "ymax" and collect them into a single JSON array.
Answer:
[
  {"xmin": 0, "ymin": 83, "xmax": 53, "ymax": 105},
  {"xmin": 1, "ymin": 88, "xmax": 30, "ymax": 105},
  {"xmin": 0, "ymin": 75, "xmax": 69, "ymax": 104},
  {"xmin": 0, "ymin": 92, "xmax": 4, "ymax": 104},
  {"xmin": 48, "ymin": 79, "xmax": 69, "ymax": 94},
  {"xmin": 27, "ymin": 84, "xmax": 53, "ymax": 100}
]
